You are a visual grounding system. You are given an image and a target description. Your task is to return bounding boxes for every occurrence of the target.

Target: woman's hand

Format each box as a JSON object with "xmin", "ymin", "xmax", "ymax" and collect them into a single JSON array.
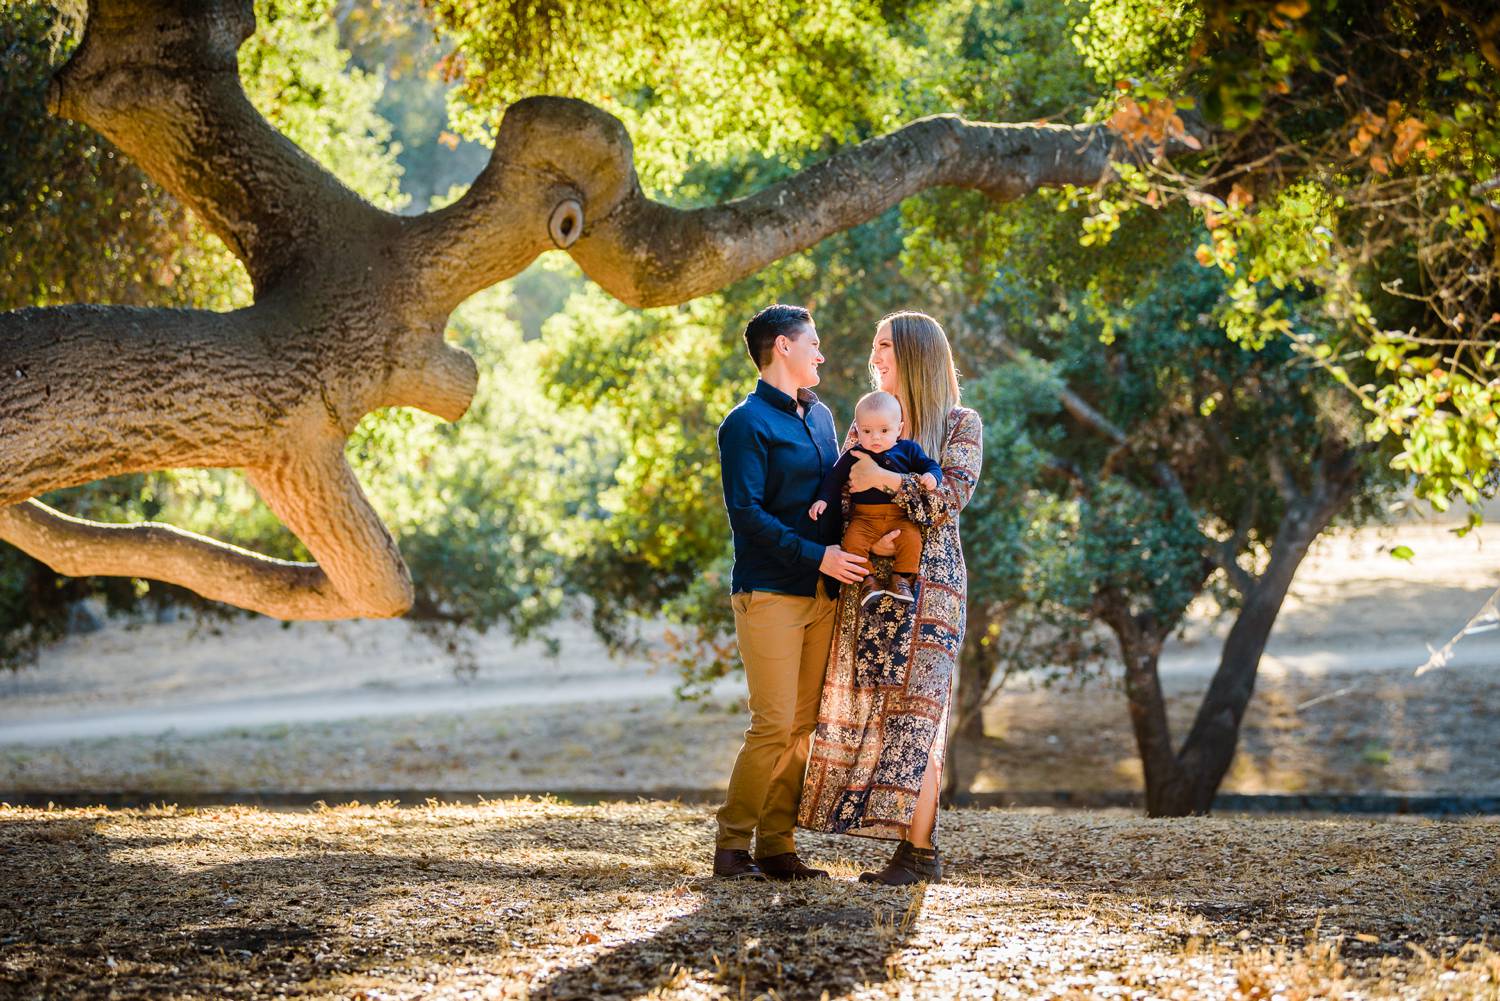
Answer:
[{"xmin": 847, "ymin": 452, "xmax": 902, "ymax": 494}]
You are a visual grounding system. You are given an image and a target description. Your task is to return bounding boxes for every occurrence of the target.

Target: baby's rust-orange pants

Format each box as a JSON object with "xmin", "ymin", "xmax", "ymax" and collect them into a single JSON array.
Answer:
[{"xmin": 841, "ymin": 502, "xmax": 922, "ymax": 575}]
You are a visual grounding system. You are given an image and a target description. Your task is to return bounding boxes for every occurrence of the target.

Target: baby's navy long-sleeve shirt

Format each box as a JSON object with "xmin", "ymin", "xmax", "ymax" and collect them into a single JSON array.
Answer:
[{"xmin": 814, "ymin": 439, "xmax": 943, "ymax": 511}]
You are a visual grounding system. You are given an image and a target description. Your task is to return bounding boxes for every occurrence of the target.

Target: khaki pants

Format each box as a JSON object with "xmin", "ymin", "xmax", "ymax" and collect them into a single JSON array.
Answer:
[{"xmin": 716, "ymin": 590, "xmax": 836, "ymax": 856}]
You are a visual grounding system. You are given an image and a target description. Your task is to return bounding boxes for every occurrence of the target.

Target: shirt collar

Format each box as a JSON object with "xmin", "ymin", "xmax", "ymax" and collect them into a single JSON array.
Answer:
[{"xmin": 753, "ymin": 379, "xmax": 820, "ymax": 414}]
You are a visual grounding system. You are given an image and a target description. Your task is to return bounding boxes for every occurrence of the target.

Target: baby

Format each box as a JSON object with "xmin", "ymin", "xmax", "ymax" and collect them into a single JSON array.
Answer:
[{"xmin": 809, "ymin": 391, "xmax": 942, "ymax": 605}]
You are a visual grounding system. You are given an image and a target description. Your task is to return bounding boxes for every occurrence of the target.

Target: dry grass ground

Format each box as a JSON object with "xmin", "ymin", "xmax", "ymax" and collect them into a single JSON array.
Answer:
[{"xmin": 2, "ymin": 799, "xmax": 1497, "ymax": 1000}]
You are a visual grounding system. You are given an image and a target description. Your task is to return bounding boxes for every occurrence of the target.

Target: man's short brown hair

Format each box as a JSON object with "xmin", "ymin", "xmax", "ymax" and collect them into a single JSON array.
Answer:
[{"xmin": 743, "ymin": 304, "xmax": 812, "ymax": 369}]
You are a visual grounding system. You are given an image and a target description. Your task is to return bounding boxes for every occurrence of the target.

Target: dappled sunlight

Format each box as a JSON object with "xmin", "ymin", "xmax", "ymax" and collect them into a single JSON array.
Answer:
[{"xmin": 2, "ymin": 800, "xmax": 1496, "ymax": 998}]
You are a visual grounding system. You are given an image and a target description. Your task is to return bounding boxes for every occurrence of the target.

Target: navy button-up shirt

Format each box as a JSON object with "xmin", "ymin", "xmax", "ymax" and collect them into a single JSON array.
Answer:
[{"xmin": 718, "ymin": 379, "xmax": 841, "ymax": 597}]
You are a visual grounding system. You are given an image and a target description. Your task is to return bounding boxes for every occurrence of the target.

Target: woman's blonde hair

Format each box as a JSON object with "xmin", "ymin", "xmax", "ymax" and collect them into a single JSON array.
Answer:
[{"xmin": 875, "ymin": 311, "xmax": 961, "ymax": 459}]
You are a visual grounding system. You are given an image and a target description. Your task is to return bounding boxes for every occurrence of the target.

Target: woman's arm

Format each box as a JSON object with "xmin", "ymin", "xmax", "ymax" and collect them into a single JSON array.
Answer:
[{"xmin": 892, "ymin": 409, "xmax": 984, "ymax": 529}]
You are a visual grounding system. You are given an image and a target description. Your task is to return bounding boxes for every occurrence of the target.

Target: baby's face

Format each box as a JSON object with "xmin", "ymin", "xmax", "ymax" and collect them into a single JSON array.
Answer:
[{"xmin": 855, "ymin": 411, "xmax": 901, "ymax": 453}]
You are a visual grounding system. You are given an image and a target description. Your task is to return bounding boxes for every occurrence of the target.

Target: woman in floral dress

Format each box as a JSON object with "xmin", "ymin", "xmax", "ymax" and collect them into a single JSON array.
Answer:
[{"xmin": 797, "ymin": 311, "xmax": 983, "ymax": 885}]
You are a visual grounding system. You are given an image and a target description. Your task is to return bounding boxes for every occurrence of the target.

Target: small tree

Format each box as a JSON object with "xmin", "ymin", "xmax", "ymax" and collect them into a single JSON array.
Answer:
[{"xmin": 959, "ymin": 249, "xmax": 1399, "ymax": 815}]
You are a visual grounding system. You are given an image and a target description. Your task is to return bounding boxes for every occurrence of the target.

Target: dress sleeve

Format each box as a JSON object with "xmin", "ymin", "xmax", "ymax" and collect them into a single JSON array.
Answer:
[
  {"xmin": 906, "ymin": 441, "xmax": 944, "ymax": 483},
  {"xmin": 893, "ymin": 408, "xmax": 983, "ymax": 530}
]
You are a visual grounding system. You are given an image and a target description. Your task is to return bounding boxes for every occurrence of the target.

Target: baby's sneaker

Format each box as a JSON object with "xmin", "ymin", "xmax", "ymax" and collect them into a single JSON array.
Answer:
[{"xmin": 887, "ymin": 573, "xmax": 916, "ymax": 604}]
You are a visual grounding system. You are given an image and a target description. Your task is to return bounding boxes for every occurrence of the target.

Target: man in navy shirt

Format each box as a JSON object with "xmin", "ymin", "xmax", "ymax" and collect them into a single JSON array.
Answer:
[{"xmin": 713, "ymin": 304, "xmax": 871, "ymax": 881}]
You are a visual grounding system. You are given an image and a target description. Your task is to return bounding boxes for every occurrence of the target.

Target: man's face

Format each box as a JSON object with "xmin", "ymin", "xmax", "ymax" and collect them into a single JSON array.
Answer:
[
  {"xmin": 854, "ymin": 411, "xmax": 901, "ymax": 453},
  {"xmin": 777, "ymin": 322, "xmax": 824, "ymax": 388}
]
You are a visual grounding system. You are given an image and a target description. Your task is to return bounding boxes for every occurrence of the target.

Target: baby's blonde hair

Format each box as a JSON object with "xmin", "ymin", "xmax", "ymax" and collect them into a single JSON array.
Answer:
[{"xmin": 855, "ymin": 390, "xmax": 902, "ymax": 422}]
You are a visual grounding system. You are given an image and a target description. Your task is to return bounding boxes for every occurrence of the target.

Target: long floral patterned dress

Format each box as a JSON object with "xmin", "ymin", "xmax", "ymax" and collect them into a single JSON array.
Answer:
[{"xmin": 797, "ymin": 406, "xmax": 983, "ymax": 840}]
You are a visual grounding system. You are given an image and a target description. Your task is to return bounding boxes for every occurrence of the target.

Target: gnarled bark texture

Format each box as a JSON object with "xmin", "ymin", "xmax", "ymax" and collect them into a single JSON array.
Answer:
[{"xmin": 0, "ymin": 0, "xmax": 1136, "ymax": 619}]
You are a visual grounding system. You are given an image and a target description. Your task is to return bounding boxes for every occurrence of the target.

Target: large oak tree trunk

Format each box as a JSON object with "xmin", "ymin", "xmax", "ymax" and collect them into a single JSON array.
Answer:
[{"xmin": 0, "ymin": 0, "xmax": 1153, "ymax": 619}]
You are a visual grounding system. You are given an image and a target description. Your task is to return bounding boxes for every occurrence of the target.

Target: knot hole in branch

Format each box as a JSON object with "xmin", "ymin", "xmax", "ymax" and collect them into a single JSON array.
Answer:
[{"xmin": 549, "ymin": 198, "xmax": 584, "ymax": 249}]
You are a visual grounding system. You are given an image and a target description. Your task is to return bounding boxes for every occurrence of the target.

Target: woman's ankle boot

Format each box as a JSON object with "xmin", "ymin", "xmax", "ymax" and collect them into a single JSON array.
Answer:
[{"xmin": 858, "ymin": 839, "xmax": 942, "ymax": 885}]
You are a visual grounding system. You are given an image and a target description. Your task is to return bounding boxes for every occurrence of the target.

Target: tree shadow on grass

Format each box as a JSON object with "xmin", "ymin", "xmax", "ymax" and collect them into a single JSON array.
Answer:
[
  {"xmin": 0, "ymin": 807, "xmax": 927, "ymax": 1000},
  {"xmin": 530, "ymin": 879, "xmax": 929, "ymax": 1000},
  {"xmin": 7, "ymin": 805, "xmax": 1494, "ymax": 998},
  {"xmin": 456, "ymin": 813, "xmax": 932, "ymax": 999}
]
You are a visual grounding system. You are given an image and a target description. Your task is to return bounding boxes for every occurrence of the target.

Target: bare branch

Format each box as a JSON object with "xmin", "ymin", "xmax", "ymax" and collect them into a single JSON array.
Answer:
[
  {"xmin": 989, "ymin": 326, "xmax": 1131, "ymax": 445},
  {"xmin": 0, "ymin": 299, "xmax": 477, "ymax": 509},
  {"xmin": 1474, "ymin": 174, "xmax": 1500, "ymax": 207},
  {"xmin": 0, "ymin": 500, "xmax": 337, "ymax": 618},
  {"xmin": 1214, "ymin": 489, "xmax": 1260, "ymax": 596},
  {"xmin": 988, "ymin": 324, "xmax": 1196, "ymax": 504},
  {"xmin": 245, "ymin": 446, "xmax": 414, "ymax": 619},
  {"xmin": 1056, "ymin": 377, "xmax": 1131, "ymax": 448},
  {"xmin": 1438, "ymin": 1, "xmax": 1500, "ymax": 72},
  {"xmin": 1213, "ymin": 540, "xmax": 1257, "ymax": 596},
  {"xmin": 1041, "ymin": 455, "xmax": 1090, "ymax": 493}
]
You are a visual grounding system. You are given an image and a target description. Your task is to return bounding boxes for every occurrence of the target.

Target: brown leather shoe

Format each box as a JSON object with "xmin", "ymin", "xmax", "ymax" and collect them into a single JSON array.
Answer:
[
  {"xmin": 756, "ymin": 852, "xmax": 830, "ymax": 881},
  {"xmin": 888, "ymin": 573, "xmax": 916, "ymax": 604},
  {"xmin": 713, "ymin": 848, "xmax": 767, "ymax": 880},
  {"xmin": 859, "ymin": 572, "xmax": 886, "ymax": 607},
  {"xmin": 857, "ymin": 840, "xmax": 942, "ymax": 885}
]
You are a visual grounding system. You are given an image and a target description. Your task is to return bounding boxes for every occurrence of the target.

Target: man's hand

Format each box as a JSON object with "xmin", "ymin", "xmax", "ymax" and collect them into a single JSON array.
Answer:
[
  {"xmin": 819, "ymin": 545, "xmax": 869, "ymax": 583},
  {"xmin": 868, "ymin": 529, "xmax": 901, "ymax": 557},
  {"xmin": 809, "ymin": 500, "xmax": 827, "ymax": 520},
  {"xmin": 918, "ymin": 472, "xmax": 938, "ymax": 492}
]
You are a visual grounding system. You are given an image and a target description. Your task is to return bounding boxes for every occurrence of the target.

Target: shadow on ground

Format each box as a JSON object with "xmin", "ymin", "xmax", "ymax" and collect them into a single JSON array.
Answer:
[
  {"xmin": 0, "ymin": 804, "xmax": 924, "ymax": 999},
  {"xmin": 1, "ymin": 801, "xmax": 1496, "ymax": 999}
]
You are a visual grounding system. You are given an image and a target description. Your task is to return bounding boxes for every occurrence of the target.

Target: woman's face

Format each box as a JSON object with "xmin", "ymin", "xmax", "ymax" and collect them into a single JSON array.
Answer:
[{"xmin": 870, "ymin": 323, "xmax": 898, "ymax": 394}]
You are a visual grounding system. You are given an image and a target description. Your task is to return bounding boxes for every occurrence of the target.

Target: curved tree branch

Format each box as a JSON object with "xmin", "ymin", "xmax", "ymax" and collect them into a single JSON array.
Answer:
[
  {"xmin": 0, "ymin": 302, "xmax": 478, "ymax": 507},
  {"xmin": 51, "ymin": 0, "xmax": 390, "ymax": 291},
  {"xmin": 244, "ymin": 445, "xmax": 413, "ymax": 619},
  {"xmin": 403, "ymin": 97, "xmax": 1131, "ymax": 312},
  {"xmin": 0, "ymin": 500, "xmax": 337, "ymax": 618},
  {"xmin": 0, "ymin": 445, "xmax": 412, "ymax": 620}
]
